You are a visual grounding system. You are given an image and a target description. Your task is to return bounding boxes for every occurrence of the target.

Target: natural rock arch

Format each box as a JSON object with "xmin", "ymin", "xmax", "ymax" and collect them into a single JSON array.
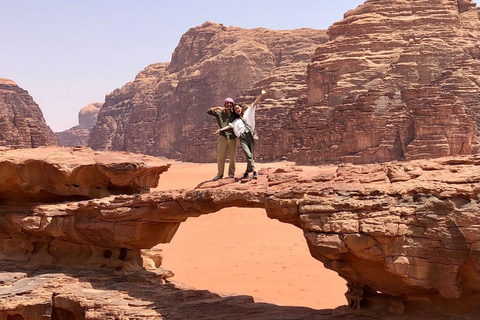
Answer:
[{"xmin": 0, "ymin": 147, "xmax": 478, "ymax": 318}]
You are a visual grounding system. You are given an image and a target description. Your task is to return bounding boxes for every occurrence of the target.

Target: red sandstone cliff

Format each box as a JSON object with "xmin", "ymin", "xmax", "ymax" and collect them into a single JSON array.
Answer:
[
  {"xmin": 88, "ymin": 1, "xmax": 479, "ymax": 165},
  {"xmin": 297, "ymin": 0, "xmax": 480, "ymax": 164},
  {"xmin": 88, "ymin": 22, "xmax": 328, "ymax": 161},
  {"xmin": 0, "ymin": 78, "xmax": 59, "ymax": 148}
]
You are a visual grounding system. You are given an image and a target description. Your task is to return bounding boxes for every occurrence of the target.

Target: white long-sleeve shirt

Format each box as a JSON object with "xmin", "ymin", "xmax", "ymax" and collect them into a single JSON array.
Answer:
[{"xmin": 228, "ymin": 103, "xmax": 256, "ymax": 137}]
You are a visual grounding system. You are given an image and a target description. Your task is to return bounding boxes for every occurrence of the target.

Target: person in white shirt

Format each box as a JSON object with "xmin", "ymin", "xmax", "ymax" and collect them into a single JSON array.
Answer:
[{"xmin": 214, "ymin": 89, "xmax": 266, "ymax": 179}]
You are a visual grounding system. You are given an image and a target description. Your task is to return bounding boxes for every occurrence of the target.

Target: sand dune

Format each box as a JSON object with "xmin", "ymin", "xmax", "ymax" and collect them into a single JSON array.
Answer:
[{"xmin": 155, "ymin": 161, "xmax": 347, "ymax": 309}]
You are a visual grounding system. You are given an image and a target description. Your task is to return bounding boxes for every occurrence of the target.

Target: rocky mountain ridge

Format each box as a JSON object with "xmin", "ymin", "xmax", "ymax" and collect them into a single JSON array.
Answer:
[
  {"xmin": 88, "ymin": 23, "xmax": 328, "ymax": 161},
  {"xmin": 88, "ymin": 0, "xmax": 479, "ymax": 165},
  {"xmin": 0, "ymin": 78, "xmax": 59, "ymax": 148}
]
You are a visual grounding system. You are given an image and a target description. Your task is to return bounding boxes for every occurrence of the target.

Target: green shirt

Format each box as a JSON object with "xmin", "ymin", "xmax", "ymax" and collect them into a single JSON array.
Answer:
[{"xmin": 207, "ymin": 108, "xmax": 237, "ymax": 139}]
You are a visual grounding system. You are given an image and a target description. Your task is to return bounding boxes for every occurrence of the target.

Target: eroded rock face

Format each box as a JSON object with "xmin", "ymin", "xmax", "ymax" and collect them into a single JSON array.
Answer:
[
  {"xmin": 88, "ymin": 23, "xmax": 328, "ymax": 161},
  {"xmin": 55, "ymin": 125, "xmax": 92, "ymax": 147},
  {"xmin": 300, "ymin": 0, "xmax": 480, "ymax": 164},
  {"xmin": 56, "ymin": 102, "xmax": 102, "ymax": 147},
  {"xmin": 0, "ymin": 265, "xmax": 348, "ymax": 320},
  {"xmin": 263, "ymin": 157, "xmax": 479, "ymax": 316},
  {"xmin": 0, "ymin": 146, "xmax": 171, "ymax": 204},
  {"xmin": 90, "ymin": 0, "xmax": 479, "ymax": 165},
  {"xmin": 1, "ymin": 152, "xmax": 478, "ymax": 318},
  {"xmin": 0, "ymin": 78, "xmax": 59, "ymax": 148}
]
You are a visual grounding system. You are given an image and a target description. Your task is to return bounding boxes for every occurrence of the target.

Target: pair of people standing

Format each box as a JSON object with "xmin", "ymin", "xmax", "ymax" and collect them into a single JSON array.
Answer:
[{"xmin": 208, "ymin": 89, "xmax": 267, "ymax": 181}]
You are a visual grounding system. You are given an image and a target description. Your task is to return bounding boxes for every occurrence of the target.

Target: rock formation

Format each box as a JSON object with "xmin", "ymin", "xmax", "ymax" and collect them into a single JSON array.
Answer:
[
  {"xmin": 88, "ymin": 23, "xmax": 328, "ymax": 161},
  {"xmin": 299, "ymin": 0, "xmax": 480, "ymax": 164},
  {"xmin": 88, "ymin": 0, "xmax": 479, "ymax": 165},
  {"xmin": 79, "ymin": 102, "xmax": 101, "ymax": 129},
  {"xmin": 0, "ymin": 78, "xmax": 59, "ymax": 148},
  {"xmin": 56, "ymin": 102, "xmax": 102, "ymax": 147},
  {"xmin": 1, "ymin": 147, "xmax": 478, "ymax": 318},
  {"xmin": 0, "ymin": 268, "xmax": 341, "ymax": 320},
  {"xmin": 0, "ymin": 146, "xmax": 170, "ymax": 205}
]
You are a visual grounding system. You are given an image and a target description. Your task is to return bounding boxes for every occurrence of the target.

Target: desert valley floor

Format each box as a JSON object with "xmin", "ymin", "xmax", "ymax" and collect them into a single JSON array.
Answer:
[{"xmin": 155, "ymin": 161, "xmax": 347, "ymax": 309}]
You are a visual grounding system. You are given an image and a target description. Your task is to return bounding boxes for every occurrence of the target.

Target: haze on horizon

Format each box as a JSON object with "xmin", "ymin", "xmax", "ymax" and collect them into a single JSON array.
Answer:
[{"xmin": 1, "ymin": 0, "xmax": 365, "ymax": 132}]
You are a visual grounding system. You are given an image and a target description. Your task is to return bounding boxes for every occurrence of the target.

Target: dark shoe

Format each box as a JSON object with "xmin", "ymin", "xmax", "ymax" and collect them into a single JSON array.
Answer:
[
  {"xmin": 242, "ymin": 172, "xmax": 249, "ymax": 179},
  {"xmin": 213, "ymin": 175, "xmax": 223, "ymax": 181},
  {"xmin": 252, "ymin": 171, "xmax": 258, "ymax": 179}
]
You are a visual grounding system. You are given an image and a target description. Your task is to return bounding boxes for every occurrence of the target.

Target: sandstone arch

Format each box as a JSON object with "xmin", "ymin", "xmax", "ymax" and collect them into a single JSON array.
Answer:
[{"xmin": 0, "ymin": 147, "xmax": 478, "ymax": 318}]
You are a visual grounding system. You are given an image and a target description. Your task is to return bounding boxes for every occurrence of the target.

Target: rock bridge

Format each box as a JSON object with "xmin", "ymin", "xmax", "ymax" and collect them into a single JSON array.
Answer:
[{"xmin": 0, "ymin": 147, "xmax": 478, "ymax": 319}]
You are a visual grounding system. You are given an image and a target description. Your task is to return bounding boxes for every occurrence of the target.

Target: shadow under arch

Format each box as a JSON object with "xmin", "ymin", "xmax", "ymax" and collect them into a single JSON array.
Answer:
[{"xmin": 0, "ymin": 260, "xmax": 349, "ymax": 320}]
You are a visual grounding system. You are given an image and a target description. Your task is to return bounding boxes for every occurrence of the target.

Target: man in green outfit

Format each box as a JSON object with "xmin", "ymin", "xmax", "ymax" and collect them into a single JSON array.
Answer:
[{"xmin": 207, "ymin": 97, "xmax": 238, "ymax": 180}]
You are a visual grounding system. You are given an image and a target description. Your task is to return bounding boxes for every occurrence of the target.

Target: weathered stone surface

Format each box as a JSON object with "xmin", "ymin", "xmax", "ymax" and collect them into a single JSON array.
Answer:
[
  {"xmin": 0, "ymin": 264, "xmax": 348, "ymax": 320},
  {"xmin": 88, "ymin": 22, "xmax": 328, "ymax": 162},
  {"xmin": 56, "ymin": 102, "xmax": 101, "ymax": 147},
  {"xmin": 55, "ymin": 125, "xmax": 91, "ymax": 148},
  {"xmin": 0, "ymin": 146, "xmax": 170, "ymax": 204},
  {"xmin": 89, "ymin": 0, "xmax": 478, "ymax": 165},
  {"xmin": 1, "ymin": 153, "xmax": 478, "ymax": 318},
  {"xmin": 299, "ymin": 0, "xmax": 480, "ymax": 164},
  {"xmin": 0, "ymin": 78, "xmax": 59, "ymax": 148}
]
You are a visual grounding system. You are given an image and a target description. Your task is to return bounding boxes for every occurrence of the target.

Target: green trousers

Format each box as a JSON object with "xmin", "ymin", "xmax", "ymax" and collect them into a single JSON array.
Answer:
[
  {"xmin": 239, "ymin": 132, "xmax": 255, "ymax": 173},
  {"xmin": 217, "ymin": 135, "xmax": 238, "ymax": 177}
]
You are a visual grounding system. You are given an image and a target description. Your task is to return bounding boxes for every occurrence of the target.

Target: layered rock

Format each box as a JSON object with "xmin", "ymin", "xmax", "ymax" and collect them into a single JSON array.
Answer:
[
  {"xmin": 0, "ymin": 266, "xmax": 345, "ymax": 320},
  {"xmin": 299, "ymin": 0, "xmax": 480, "ymax": 164},
  {"xmin": 56, "ymin": 102, "xmax": 102, "ymax": 147},
  {"xmin": 0, "ymin": 78, "xmax": 59, "ymax": 148},
  {"xmin": 89, "ymin": 0, "xmax": 479, "ymax": 165},
  {"xmin": 0, "ymin": 146, "xmax": 170, "ymax": 204},
  {"xmin": 1, "ymin": 151, "xmax": 478, "ymax": 318},
  {"xmin": 263, "ymin": 157, "xmax": 479, "ymax": 317},
  {"xmin": 88, "ymin": 23, "xmax": 328, "ymax": 161}
]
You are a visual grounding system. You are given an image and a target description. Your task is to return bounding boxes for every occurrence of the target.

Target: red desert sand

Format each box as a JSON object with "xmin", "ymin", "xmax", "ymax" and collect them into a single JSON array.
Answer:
[{"xmin": 155, "ymin": 161, "xmax": 347, "ymax": 309}]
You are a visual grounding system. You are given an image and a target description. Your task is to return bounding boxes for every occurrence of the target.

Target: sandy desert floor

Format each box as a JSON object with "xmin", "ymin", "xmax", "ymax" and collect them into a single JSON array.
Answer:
[{"xmin": 154, "ymin": 161, "xmax": 347, "ymax": 310}]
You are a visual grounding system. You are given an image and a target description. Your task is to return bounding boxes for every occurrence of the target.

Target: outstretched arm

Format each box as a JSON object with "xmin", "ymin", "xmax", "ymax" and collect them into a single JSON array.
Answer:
[
  {"xmin": 213, "ymin": 125, "xmax": 231, "ymax": 135},
  {"xmin": 252, "ymin": 89, "xmax": 267, "ymax": 108}
]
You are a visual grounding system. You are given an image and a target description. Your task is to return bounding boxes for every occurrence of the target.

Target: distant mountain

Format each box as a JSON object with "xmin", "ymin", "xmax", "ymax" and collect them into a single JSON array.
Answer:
[{"xmin": 56, "ymin": 102, "xmax": 101, "ymax": 147}]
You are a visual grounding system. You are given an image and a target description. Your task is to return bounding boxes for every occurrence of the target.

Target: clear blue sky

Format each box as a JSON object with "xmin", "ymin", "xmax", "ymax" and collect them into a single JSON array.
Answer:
[{"xmin": 1, "ymin": 0, "xmax": 365, "ymax": 132}]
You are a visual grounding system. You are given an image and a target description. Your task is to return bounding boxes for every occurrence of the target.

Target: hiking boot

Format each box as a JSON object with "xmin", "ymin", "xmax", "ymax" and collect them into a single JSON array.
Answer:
[
  {"xmin": 213, "ymin": 175, "xmax": 223, "ymax": 181},
  {"xmin": 252, "ymin": 171, "xmax": 258, "ymax": 179},
  {"xmin": 242, "ymin": 172, "xmax": 249, "ymax": 179}
]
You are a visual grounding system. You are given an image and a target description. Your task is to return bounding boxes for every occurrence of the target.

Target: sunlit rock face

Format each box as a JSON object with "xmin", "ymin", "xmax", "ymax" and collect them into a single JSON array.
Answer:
[
  {"xmin": 1, "ymin": 148, "xmax": 478, "ymax": 318},
  {"xmin": 88, "ymin": 22, "xmax": 328, "ymax": 162},
  {"xmin": 0, "ymin": 146, "xmax": 170, "ymax": 205},
  {"xmin": 262, "ymin": 156, "xmax": 479, "ymax": 317},
  {"xmin": 300, "ymin": 0, "xmax": 479, "ymax": 164},
  {"xmin": 0, "ymin": 78, "xmax": 59, "ymax": 148},
  {"xmin": 89, "ymin": 0, "xmax": 479, "ymax": 165}
]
